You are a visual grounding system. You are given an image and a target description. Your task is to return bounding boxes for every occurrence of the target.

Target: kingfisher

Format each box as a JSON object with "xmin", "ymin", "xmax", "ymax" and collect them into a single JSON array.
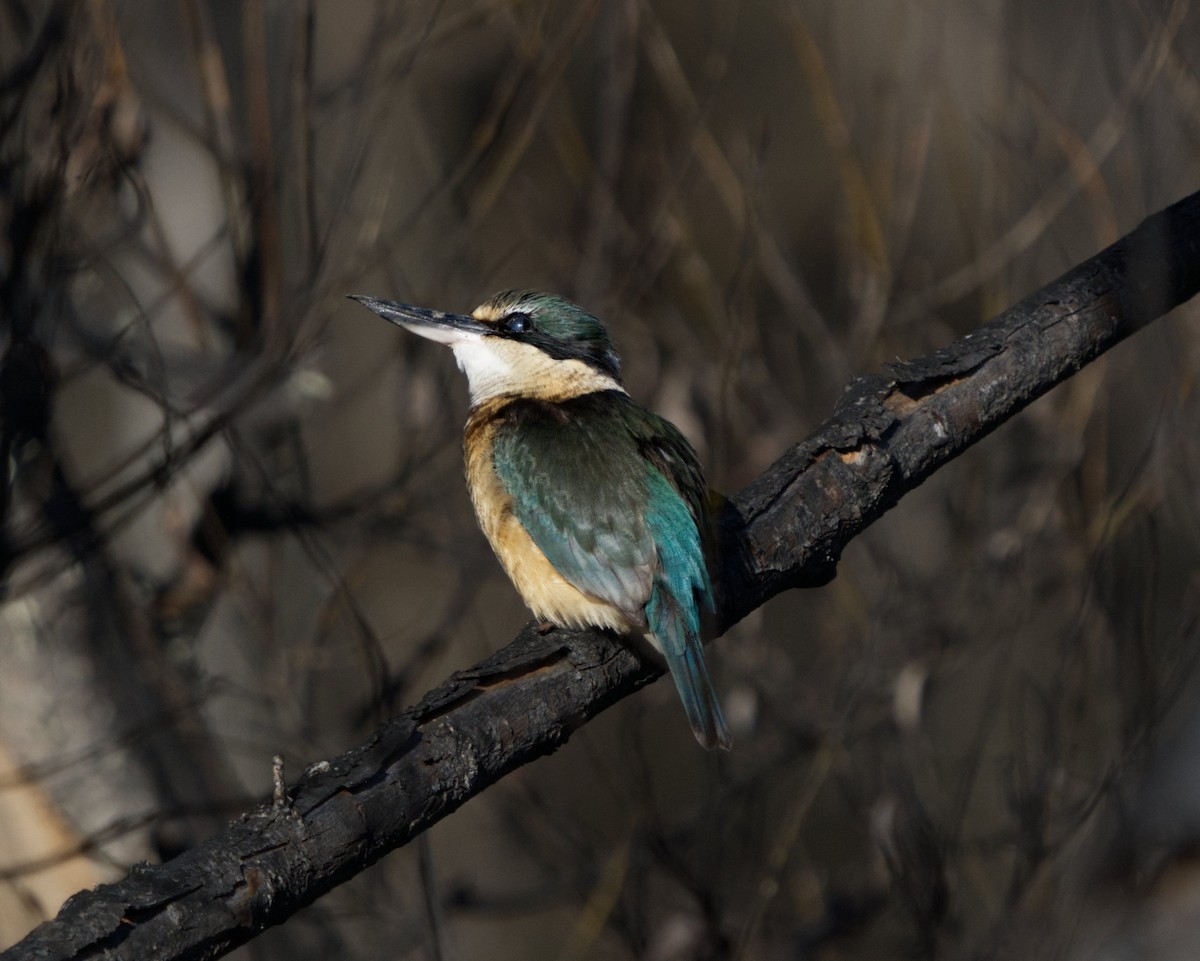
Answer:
[{"xmin": 350, "ymin": 289, "xmax": 731, "ymax": 750}]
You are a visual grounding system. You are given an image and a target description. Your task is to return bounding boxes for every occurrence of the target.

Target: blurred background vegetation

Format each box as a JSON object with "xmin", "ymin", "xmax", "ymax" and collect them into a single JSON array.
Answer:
[{"xmin": 2, "ymin": 1, "xmax": 1200, "ymax": 958}]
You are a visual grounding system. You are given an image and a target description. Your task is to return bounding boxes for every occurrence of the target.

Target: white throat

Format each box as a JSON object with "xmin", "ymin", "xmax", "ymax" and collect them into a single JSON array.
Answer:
[{"xmin": 449, "ymin": 337, "xmax": 624, "ymax": 406}]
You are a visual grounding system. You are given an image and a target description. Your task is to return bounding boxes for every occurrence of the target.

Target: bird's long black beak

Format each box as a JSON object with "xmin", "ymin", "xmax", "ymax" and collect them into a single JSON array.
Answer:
[{"xmin": 348, "ymin": 294, "xmax": 490, "ymax": 344}]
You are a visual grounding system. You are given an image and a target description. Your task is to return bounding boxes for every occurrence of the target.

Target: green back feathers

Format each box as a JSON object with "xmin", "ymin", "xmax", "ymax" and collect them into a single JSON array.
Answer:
[
  {"xmin": 489, "ymin": 389, "xmax": 729, "ymax": 747},
  {"xmin": 489, "ymin": 389, "xmax": 715, "ymax": 639}
]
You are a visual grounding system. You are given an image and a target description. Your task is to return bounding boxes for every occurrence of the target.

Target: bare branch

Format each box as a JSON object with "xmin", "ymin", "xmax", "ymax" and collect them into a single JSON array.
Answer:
[{"xmin": 5, "ymin": 190, "xmax": 1199, "ymax": 961}]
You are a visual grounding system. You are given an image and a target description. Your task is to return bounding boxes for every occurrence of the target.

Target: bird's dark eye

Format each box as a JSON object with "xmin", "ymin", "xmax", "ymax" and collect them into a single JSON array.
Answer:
[{"xmin": 504, "ymin": 312, "xmax": 532, "ymax": 334}]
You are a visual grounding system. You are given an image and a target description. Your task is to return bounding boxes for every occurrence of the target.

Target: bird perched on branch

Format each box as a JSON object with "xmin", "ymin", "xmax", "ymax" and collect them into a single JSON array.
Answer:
[{"xmin": 350, "ymin": 290, "xmax": 731, "ymax": 750}]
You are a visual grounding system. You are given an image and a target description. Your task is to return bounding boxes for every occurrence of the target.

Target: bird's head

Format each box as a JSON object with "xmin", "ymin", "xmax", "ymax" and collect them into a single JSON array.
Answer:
[{"xmin": 350, "ymin": 289, "xmax": 625, "ymax": 405}]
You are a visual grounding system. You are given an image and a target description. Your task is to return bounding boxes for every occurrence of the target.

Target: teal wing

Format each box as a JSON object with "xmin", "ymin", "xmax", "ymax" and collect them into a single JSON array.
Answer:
[{"xmin": 492, "ymin": 391, "xmax": 731, "ymax": 749}]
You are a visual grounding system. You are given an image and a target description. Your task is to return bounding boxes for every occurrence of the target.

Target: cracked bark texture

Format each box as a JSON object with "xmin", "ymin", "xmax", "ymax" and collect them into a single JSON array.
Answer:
[{"xmin": 5, "ymin": 191, "xmax": 1200, "ymax": 961}]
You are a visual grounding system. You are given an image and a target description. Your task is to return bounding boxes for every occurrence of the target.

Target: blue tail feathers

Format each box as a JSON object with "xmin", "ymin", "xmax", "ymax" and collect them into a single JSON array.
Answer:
[
  {"xmin": 662, "ymin": 641, "xmax": 733, "ymax": 751},
  {"xmin": 641, "ymin": 559, "xmax": 730, "ymax": 745},
  {"xmin": 638, "ymin": 471, "xmax": 729, "ymax": 748}
]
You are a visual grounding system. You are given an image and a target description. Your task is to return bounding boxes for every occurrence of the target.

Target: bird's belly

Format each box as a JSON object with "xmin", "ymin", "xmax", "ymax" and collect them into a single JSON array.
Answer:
[{"xmin": 464, "ymin": 413, "xmax": 632, "ymax": 633}]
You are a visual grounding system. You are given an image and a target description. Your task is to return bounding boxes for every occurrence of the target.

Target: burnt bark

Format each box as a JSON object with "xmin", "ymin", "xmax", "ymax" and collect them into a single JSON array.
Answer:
[{"xmin": 6, "ymin": 190, "xmax": 1200, "ymax": 961}]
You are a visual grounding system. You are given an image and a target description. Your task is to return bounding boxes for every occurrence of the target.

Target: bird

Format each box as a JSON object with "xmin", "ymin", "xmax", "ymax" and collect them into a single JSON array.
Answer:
[{"xmin": 350, "ymin": 289, "xmax": 731, "ymax": 750}]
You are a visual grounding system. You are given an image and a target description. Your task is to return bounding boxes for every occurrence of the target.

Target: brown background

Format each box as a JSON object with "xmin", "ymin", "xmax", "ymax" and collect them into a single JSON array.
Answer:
[{"xmin": 2, "ymin": 1, "xmax": 1200, "ymax": 958}]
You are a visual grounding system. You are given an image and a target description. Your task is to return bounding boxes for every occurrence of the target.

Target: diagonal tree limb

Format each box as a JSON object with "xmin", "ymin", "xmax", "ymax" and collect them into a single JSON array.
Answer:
[
  {"xmin": 721, "ymin": 189, "xmax": 1200, "ymax": 621},
  {"xmin": 6, "ymin": 190, "xmax": 1200, "ymax": 961}
]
